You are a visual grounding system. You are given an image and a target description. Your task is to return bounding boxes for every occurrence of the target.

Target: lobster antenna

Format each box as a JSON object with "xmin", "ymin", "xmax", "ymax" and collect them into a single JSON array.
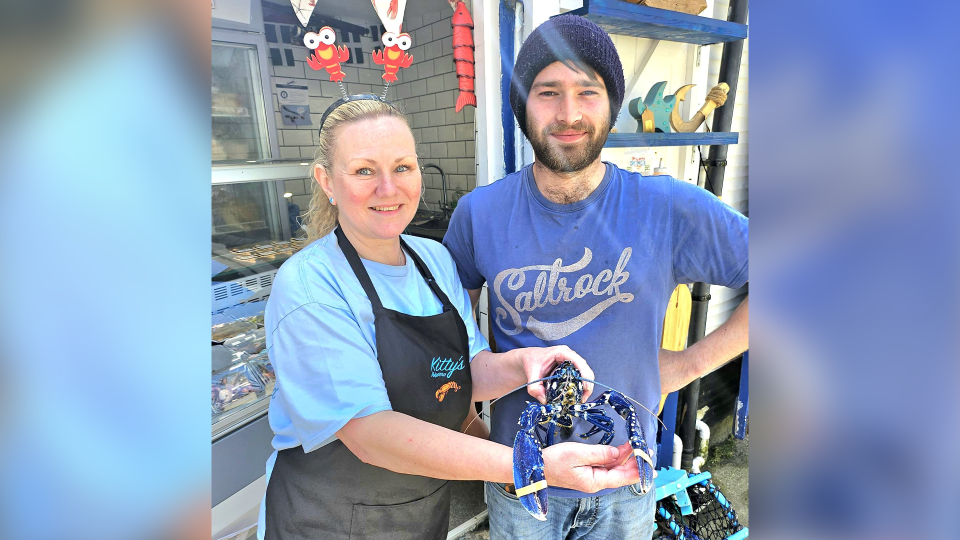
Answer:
[
  {"xmin": 459, "ymin": 374, "xmax": 557, "ymax": 435},
  {"xmin": 582, "ymin": 378, "xmax": 670, "ymax": 434},
  {"xmin": 460, "ymin": 374, "xmax": 669, "ymax": 436}
]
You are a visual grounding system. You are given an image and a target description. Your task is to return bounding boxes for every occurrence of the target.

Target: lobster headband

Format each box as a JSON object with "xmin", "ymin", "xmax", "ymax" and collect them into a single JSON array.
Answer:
[{"xmin": 318, "ymin": 94, "xmax": 401, "ymax": 135}]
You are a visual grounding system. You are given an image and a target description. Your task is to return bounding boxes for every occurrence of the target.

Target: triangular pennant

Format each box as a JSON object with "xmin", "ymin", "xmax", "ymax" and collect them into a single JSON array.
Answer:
[
  {"xmin": 290, "ymin": 0, "xmax": 317, "ymax": 27},
  {"xmin": 370, "ymin": 0, "xmax": 407, "ymax": 35}
]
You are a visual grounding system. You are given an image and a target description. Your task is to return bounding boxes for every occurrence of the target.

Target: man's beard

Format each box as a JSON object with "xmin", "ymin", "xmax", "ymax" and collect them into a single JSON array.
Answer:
[{"xmin": 528, "ymin": 117, "xmax": 609, "ymax": 173}]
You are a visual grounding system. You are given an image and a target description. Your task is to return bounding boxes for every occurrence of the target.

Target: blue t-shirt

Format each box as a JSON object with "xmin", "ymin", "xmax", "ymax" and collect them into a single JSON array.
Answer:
[
  {"xmin": 443, "ymin": 163, "xmax": 748, "ymax": 498},
  {"xmin": 257, "ymin": 229, "xmax": 490, "ymax": 538}
]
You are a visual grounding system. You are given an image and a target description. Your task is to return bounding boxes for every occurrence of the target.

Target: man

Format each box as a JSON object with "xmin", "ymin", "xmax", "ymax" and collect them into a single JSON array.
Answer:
[{"xmin": 442, "ymin": 14, "xmax": 748, "ymax": 540}]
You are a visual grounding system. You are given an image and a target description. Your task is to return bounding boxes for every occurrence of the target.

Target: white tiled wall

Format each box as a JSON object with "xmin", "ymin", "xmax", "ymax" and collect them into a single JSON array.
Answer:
[
  {"xmin": 391, "ymin": 8, "xmax": 478, "ymax": 211},
  {"xmin": 265, "ymin": 7, "xmax": 477, "ymax": 212},
  {"xmin": 266, "ymin": 17, "xmax": 387, "ymax": 163}
]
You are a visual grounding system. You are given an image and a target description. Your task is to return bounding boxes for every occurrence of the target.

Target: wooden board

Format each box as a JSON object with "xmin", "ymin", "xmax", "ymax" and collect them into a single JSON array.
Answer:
[
  {"xmin": 638, "ymin": 0, "xmax": 707, "ymax": 16},
  {"xmin": 562, "ymin": 0, "xmax": 747, "ymax": 46},
  {"xmin": 658, "ymin": 284, "xmax": 692, "ymax": 414}
]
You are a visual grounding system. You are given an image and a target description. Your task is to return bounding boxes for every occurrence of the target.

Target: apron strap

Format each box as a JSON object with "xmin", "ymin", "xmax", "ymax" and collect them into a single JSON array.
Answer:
[
  {"xmin": 399, "ymin": 236, "xmax": 455, "ymax": 312},
  {"xmin": 335, "ymin": 227, "xmax": 386, "ymax": 312},
  {"xmin": 335, "ymin": 227, "xmax": 455, "ymax": 312}
]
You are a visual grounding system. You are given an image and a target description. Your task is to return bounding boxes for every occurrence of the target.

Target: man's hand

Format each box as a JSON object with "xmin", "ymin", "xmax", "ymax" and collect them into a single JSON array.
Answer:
[
  {"xmin": 512, "ymin": 345, "xmax": 595, "ymax": 404},
  {"xmin": 542, "ymin": 442, "xmax": 644, "ymax": 493}
]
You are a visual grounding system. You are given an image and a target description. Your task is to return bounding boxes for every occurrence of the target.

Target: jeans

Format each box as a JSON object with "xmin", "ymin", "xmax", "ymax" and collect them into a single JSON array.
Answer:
[{"xmin": 485, "ymin": 482, "xmax": 657, "ymax": 540}]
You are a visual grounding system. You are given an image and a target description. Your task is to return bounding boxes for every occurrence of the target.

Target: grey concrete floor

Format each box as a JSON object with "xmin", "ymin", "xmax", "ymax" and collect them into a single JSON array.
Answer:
[{"xmin": 705, "ymin": 432, "xmax": 749, "ymax": 527}]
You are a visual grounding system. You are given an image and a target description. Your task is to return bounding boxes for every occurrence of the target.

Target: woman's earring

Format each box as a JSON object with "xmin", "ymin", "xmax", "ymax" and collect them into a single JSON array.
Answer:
[{"xmin": 329, "ymin": 197, "xmax": 335, "ymax": 205}]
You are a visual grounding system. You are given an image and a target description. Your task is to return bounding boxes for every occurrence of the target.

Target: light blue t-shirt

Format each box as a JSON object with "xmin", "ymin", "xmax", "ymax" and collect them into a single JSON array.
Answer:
[
  {"xmin": 257, "ymin": 229, "xmax": 490, "ymax": 537},
  {"xmin": 443, "ymin": 163, "xmax": 748, "ymax": 498}
]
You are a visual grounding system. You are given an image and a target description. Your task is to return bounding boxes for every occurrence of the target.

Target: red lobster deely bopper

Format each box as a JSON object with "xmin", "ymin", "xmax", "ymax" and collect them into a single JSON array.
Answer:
[{"xmin": 450, "ymin": 0, "xmax": 477, "ymax": 112}]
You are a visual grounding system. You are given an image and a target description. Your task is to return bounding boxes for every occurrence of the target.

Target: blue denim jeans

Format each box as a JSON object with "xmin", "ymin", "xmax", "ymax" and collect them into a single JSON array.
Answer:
[{"xmin": 485, "ymin": 482, "xmax": 656, "ymax": 540}]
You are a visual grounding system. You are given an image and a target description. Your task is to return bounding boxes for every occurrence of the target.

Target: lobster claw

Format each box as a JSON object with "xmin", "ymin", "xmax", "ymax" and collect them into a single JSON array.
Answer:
[
  {"xmin": 512, "ymin": 428, "xmax": 548, "ymax": 520},
  {"xmin": 603, "ymin": 391, "xmax": 656, "ymax": 495},
  {"xmin": 633, "ymin": 438, "xmax": 656, "ymax": 495}
]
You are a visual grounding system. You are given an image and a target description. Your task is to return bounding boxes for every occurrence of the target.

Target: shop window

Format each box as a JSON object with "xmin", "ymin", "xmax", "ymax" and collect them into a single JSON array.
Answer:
[{"xmin": 212, "ymin": 41, "xmax": 272, "ymax": 162}]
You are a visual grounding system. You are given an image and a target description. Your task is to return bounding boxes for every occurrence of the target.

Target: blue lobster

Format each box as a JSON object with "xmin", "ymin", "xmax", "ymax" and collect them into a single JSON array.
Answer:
[{"xmin": 512, "ymin": 361, "xmax": 656, "ymax": 520}]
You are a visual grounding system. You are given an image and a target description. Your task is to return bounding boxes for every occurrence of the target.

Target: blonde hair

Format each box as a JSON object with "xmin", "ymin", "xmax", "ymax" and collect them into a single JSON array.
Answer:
[{"xmin": 304, "ymin": 99, "xmax": 411, "ymax": 241}]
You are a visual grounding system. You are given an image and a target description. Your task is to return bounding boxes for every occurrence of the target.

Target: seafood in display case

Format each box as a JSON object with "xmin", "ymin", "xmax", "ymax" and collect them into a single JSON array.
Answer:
[
  {"xmin": 212, "ymin": 318, "xmax": 258, "ymax": 343},
  {"xmin": 212, "ymin": 362, "xmax": 266, "ymax": 415},
  {"xmin": 223, "ymin": 328, "xmax": 266, "ymax": 356},
  {"xmin": 247, "ymin": 351, "xmax": 276, "ymax": 396}
]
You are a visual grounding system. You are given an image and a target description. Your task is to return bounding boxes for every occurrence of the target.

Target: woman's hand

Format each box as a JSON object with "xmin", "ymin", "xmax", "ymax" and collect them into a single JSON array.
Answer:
[
  {"xmin": 513, "ymin": 345, "xmax": 595, "ymax": 404},
  {"xmin": 541, "ymin": 441, "xmax": 642, "ymax": 492}
]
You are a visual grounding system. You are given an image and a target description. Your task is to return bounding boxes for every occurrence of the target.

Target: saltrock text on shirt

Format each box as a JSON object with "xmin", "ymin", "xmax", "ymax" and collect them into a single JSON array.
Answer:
[{"xmin": 492, "ymin": 247, "xmax": 634, "ymax": 341}]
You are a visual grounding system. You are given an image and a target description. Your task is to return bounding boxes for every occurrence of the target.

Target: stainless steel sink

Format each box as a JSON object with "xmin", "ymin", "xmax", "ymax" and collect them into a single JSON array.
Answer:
[
  {"xmin": 406, "ymin": 216, "xmax": 449, "ymax": 241},
  {"xmin": 406, "ymin": 164, "xmax": 452, "ymax": 241}
]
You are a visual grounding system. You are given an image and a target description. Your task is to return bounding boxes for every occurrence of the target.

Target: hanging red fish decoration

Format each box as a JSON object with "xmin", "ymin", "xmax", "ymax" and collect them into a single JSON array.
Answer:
[{"xmin": 450, "ymin": 0, "xmax": 476, "ymax": 112}]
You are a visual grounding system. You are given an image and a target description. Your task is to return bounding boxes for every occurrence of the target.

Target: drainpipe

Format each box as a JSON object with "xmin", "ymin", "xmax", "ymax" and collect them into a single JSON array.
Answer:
[
  {"xmin": 672, "ymin": 433, "xmax": 682, "ymax": 469},
  {"xmin": 691, "ymin": 419, "xmax": 710, "ymax": 473},
  {"xmin": 678, "ymin": 0, "xmax": 748, "ymax": 470}
]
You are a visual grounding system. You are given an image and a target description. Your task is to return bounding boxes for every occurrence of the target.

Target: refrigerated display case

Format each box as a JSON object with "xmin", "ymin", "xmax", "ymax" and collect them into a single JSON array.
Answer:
[
  {"xmin": 210, "ymin": 3, "xmax": 305, "ymax": 539},
  {"xmin": 211, "ymin": 160, "xmax": 311, "ymax": 437},
  {"xmin": 211, "ymin": 161, "xmax": 315, "ymax": 540}
]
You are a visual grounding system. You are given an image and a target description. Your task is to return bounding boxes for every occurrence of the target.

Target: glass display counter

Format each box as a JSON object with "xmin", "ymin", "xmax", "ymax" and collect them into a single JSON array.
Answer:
[{"xmin": 211, "ymin": 160, "xmax": 311, "ymax": 440}]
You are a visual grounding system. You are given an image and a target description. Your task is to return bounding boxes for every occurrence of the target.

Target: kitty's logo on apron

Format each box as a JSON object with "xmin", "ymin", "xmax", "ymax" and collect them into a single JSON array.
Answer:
[
  {"xmin": 435, "ymin": 381, "xmax": 461, "ymax": 402},
  {"xmin": 431, "ymin": 356, "xmax": 465, "ymax": 378}
]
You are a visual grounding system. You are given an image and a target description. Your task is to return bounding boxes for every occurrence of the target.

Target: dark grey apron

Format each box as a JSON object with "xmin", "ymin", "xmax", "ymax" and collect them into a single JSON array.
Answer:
[{"xmin": 264, "ymin": 227, "xmax": 473, "ymax": 540}]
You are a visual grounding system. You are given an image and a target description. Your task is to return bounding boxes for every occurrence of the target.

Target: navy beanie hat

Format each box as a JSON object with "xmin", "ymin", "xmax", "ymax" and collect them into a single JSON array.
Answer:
[{"xmin": 510, "ymin": 14, "xmax": 625, "ymax": 139}]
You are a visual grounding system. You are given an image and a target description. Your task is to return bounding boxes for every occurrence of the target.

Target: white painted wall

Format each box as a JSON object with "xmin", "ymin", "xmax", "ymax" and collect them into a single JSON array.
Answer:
[{"xmin": 704, "ymin": 0, "xmax": 748, "ymax": 335}]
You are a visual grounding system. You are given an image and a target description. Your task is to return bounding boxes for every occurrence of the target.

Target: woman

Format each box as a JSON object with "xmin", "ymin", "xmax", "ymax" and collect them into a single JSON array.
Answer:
[{"xmin": 258, "ymin": 95, "xmax": 639, "ymax": 540}]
